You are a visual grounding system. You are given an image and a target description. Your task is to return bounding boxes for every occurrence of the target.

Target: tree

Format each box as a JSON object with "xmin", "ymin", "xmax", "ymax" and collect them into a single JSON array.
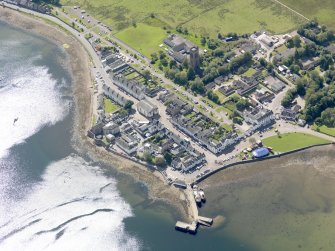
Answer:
[
  {"xmin": 201, "ymin": 36, "xmax": 207, "ymax": 46},
  {"xmin": 320, "ymin": 54, "xmax": 334, "ymax": 71},
  {"xmin": 182, "ymin": 59, "xmax": 189, "ymax": 70},
  {"xmin": 190, "ymin": 77, "xmax": 205, "ymax": 94},
  {"xmin": 142, "ymin": 70, "xmax": 151, "ymax": 80},
  {"xmin": 233, "ymin": 117, "xmax": 243, "ymax": 125},
  {"xmin": 155, "ymin": 156, "xmax": 166, "ymax": 167},
  {"xmin": 159, "ymin": 50, "xmax": 166, "ymax": 60},
  {"xmin": 164, "ymin": 152, "xmax": 172, "ymax": 165},
  {"xmin": 207, "ymin": 90, "xmax": 219, "ymax": 104},
  {"xmin": 289, "ymin": 64, "xmax": 301, "ymax": 74},
  {"xmin": 293, "ymin": 35, "xmax": 302, "ymax": 48},
  {"xmin": 281, "ymin": 90, "xmax": 295, "ymax": 108},
  {"xmin": 161, "ymin": 57, "xmax": 168, "ymax": 67},
  {"xmin": 187, "ymin": 67, "xmax": 195, "ymax": 81},
  {"xmin": 320, "ymin": 108, "xmax": 335, "ymax": 127},
  {"xmin": 150, "ymin": 52, "xmax": 158, "ymax": 63},
  {"xmin": 143, "ymin": 152, "xmax": 153, "ymax": 163},
  {"xmin": 296, "ymin": 78, "xmax": 307, "ymax": 96},
  {"xmin": 175, "ymin": 71, "xmax": 188, "ymax": 86},
  {"xmin": 236, "ymin": 99, "xmax": 249, "ymax": 111},
  {"xmin": 169, "ymin": 59, "xmax": 177, "ymax": 69},
  {"xmin": 207, "ymin": 39, "xmax": 219, "ymax": 50},
  {"xmin": 259, "ymin": 58, "xmax": 267, "ymax": 67},
  {"xmin": 124, "ymin": 100, "xmax": 134, "ymax": 110}
]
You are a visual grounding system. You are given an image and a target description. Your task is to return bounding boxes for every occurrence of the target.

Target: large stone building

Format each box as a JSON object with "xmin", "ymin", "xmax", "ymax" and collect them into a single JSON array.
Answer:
[
  {"xmin": 164, "ymin": 34, "xmax": 200, "ymax": 70},
  {"xmin": 189, "ymin": 46, "xmax": 200, "ymax": 71},
  {"xmin": 137, "ymin": 99, "xmax": 159, "ymax": 118}
]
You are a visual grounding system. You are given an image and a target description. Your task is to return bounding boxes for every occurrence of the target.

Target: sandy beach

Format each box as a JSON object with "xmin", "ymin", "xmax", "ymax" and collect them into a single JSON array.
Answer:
[{"xmin": 0, "ymin": 6, "xmax": 191, "ymax": 221}]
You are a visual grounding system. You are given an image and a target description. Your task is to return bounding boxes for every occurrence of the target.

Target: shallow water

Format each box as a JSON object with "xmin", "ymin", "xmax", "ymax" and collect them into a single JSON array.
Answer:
[
  {"xmin": 0, "ymin": 21, "xmax": 140, "ymax": 251},
  {"xmin": 199, "ymin": 146, "xmax": 335, "ymax": 251}
]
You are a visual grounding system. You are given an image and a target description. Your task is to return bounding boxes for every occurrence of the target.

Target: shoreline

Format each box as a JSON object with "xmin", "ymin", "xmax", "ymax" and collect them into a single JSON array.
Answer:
[
  {"xmin": 2, "ymin": 5, "xmax": 335, "ymax": 232},
  {"xmin": 0, "ymin": 7, "xmax": 192, "ymax": 221}
]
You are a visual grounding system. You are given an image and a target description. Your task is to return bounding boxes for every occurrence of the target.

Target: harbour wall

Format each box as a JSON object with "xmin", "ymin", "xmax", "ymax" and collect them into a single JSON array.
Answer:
[{"xmin": 194, "ymin": 143, "xmax": 334, "ymax": 184}]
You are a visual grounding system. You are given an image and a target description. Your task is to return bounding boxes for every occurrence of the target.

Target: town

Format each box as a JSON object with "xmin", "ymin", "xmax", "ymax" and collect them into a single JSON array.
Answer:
[{"xmin": 2, "ymin": 0, "xmax": 335, "ymax": 236}]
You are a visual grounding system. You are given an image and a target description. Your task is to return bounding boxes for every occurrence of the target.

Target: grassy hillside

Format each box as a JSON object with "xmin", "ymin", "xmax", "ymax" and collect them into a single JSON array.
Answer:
[
  {"xmin": 60, "ymin": 0, "xmax": 305, "ymax": 36},
  {"xmin": 279, "ymin": 0, "xmax": 335, "ymax": 30}
]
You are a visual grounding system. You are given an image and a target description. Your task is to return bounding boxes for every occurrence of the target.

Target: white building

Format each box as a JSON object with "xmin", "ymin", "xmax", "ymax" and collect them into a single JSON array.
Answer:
[{"xmin": 137, "ymin": 99, "xmax": 159, "ymax": 118}]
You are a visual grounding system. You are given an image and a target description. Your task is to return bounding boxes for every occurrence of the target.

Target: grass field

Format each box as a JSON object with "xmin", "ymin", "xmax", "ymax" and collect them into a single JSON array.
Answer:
[
  {"xmin": 115, "ymin": 23, "xmax": 167, "ymax": 57},
  {"xmin": 104, "ymin": 98, "xmax": 120, "ymax": 113},
  {"xmin": 61, "ymin": 0, "xmax": 305, "ymax": 36},
  {"xmin": 243, "ymin": 68, "xmax": 257, "ymax": 77},
  {"xmin": 279, "ymin": 0, "xmax": 335, "ymax": 30},
  {"xmin": 262, "ymin": 132, "xmax": 330, "ymax": 152},
  {"xmin": 312, "ymin": 125, "xmax": 335, "ymax": 137}
]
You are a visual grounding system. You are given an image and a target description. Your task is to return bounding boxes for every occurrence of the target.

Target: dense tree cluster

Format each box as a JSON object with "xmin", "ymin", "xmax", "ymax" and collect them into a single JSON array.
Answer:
[
  {"xmin": 281, "ymin": 70, "xmax": 335, "ymax": 126},
  {"xmin": 154, "ymin": 37, "xmax": 253, "ymax": 99},
  {"xmin": 298, "ymin": 20, "xmax": 335, "ymax": 46}
]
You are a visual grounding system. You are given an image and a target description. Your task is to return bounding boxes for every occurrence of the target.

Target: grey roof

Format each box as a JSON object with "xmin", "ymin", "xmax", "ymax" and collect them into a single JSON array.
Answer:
[
  {"xmin": 275, "ymin": 48, "xmax": 296, "ymax": 61},
  {"xmin": 138, "ymin": 99, "xmax": 158, "ymax": 113}
]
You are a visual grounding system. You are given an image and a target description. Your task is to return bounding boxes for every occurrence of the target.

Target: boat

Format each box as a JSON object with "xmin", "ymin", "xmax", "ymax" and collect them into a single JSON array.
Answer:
[
  {"xmin": 13, "ymin": 117, "xmax": 18, "ymax": 125},
  {"xmin": 199, "ymin": 189, "xmax": 206, "ymax": 202},
  {"xmin": 193, "ymin": 190, "xmax": 202, "ymax": 205}
]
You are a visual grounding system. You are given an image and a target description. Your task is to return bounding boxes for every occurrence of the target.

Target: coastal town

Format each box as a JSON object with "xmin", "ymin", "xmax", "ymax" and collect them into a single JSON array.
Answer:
[{"xmin": 2, "ymin": 0, "xmax": 335, "ymax": 235}]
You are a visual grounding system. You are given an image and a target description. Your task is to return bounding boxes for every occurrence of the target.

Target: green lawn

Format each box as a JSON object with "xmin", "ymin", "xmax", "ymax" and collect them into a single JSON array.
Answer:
[
  {"xmin": 275, "ymin": 44, "xmax": 288, "ymax": 53},
  {"xmin": 216, "ymin": 106, "xmax": 233, "ymax": 115},
  {"xmin": 114, "ymin": 23, "xmax": 167, "ymax": 57},
  {"xmin": 312, "ymin": 125, "xmax": 335, "ymax": 137},
  {"xmin": 214, "ymin": 90, "xmax": 227, "ymax": 103},
  {"xmin": 280, "ymin": 0, "xmax": 335, "ymax": 30},
  {"xmin": 104, "ymin": 98, "xmax": 120, "ymax": 113},
  {"xmin": 243, "ymin": 68, "xmax": 257, "ymax": 77},
  {"xmin": 61, "ymin": 0, "xmax": 305, "ymax": 36},
  {"xmin": 262, "ymin": 132, "xmax": 330, "ymax": 152}
]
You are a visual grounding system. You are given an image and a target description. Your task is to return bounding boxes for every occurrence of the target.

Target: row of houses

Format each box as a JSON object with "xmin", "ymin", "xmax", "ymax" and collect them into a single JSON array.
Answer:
[
  {"xmin": 111, "ymin": 73, "xmax": 146, "ymax": 100},
  {"xmin": 102, "ymin": 84, "xmax": 129, "ymax": 107},
  {"xmin": 160, "ymin": 93, "xmax": 239, "ymax": 154}
]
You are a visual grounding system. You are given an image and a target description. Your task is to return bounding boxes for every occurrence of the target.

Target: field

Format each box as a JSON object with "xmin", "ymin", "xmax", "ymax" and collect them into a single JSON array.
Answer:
[
  {"xmin": 115, "ymin": 23, "xmax": 167, "ymax": 57},
  {"xmin": 262, "ymin": 132, "xmax": 330, "ymax": 152},
  {"xmin": 104, "ymin": 98, "xmax": 120, "ymax": 113},
  {"xmin": 279, "ymin": 0, "xmax": 335, "ymax": 30},
  {"xmin": 312, "ymin": 125, "xmax": 335, "ymax": 137},
  {"xmin": 60, "ymin": 0, "xmax": 305, "ymax": 36}
]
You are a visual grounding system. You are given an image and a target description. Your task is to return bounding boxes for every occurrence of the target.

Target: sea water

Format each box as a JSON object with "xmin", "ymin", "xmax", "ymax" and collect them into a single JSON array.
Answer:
[{"xmin": 0, "ymin": 21, "xmax": 140, "ymax": 251}]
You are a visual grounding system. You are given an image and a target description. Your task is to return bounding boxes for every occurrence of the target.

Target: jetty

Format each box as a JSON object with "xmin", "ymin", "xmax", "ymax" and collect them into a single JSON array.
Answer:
[
  {"xmin": 175, "ymin": 221, "xmax": 198, "ymax": 234},
  {"xmin": 175, "ymin": 185, "xmax": 213, "ymax": 234}
]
